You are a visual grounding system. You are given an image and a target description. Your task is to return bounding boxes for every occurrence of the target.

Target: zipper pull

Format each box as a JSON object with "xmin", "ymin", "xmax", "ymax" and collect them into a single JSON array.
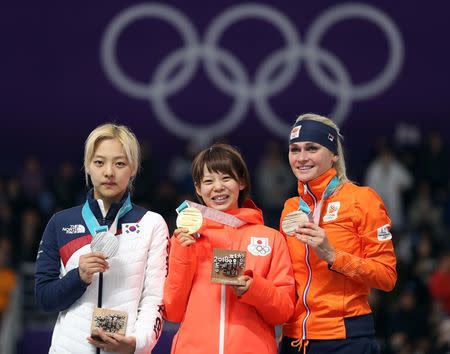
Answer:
[{"xmin": 304, "ymin": 183, "xmax": 307, "ymax": 194}]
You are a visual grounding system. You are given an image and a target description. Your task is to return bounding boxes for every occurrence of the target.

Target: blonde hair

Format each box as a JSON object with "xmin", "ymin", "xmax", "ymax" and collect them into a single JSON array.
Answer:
[
  {"xmin": 294, "ymin": 113, "xmax": 349, "ymax": 185},
  {"xmin": 83, "ymin": 123, "xmax": 141, "ymax": 186}
]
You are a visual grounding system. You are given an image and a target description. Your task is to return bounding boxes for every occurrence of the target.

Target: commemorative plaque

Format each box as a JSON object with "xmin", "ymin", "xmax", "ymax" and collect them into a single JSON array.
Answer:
[
  {"xmin": 211, "ymin": 248, "xmax": 246, "ymax": 286},
  {"xmin": 91, "ymin": 307, "xmax": 128, "ymax": 339}
]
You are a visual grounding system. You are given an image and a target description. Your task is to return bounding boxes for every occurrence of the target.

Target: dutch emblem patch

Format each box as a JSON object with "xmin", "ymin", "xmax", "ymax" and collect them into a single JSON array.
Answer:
[
  {"xmin": 123, "ymin": 223, "xmax": 140, "ymax": 234},
  {"xmin": 247, "ymin": 237, "xmax": 272, "ymax": 256}
]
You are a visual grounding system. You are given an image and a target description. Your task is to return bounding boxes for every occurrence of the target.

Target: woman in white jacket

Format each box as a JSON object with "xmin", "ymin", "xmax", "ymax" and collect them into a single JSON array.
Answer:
[{"xmin": 35, "ymin": 123, "xmax": 169, "ymax": 354}]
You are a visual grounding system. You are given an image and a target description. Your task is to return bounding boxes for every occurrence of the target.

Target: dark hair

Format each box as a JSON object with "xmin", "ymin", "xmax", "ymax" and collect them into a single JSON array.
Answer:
[{"xmin": 191, "ymin": 143, "xmax": 251, "ymax": 207}]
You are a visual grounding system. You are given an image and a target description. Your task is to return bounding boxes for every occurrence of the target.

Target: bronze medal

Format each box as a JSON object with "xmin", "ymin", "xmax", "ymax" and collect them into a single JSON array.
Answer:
[{"xmin": 281, "ymin": 210, "xmax": 309, "ymax": 236}]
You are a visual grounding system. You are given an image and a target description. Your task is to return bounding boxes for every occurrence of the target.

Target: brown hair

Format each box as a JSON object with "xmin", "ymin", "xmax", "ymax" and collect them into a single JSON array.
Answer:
[{"xmin": 192, "ymin": 143, "xmax": 251, "ymax": 206}]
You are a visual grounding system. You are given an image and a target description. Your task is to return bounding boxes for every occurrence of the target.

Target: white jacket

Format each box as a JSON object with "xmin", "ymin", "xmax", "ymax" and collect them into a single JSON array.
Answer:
[{"xmin": 36, "ymin": 203, "xmax": 169, "ymax": 354}]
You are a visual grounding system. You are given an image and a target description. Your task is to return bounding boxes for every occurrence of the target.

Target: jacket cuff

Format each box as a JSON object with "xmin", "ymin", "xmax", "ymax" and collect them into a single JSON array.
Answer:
[{"xmin": 329, "ymin": 250, "xmax": 362, "ymax": 276}]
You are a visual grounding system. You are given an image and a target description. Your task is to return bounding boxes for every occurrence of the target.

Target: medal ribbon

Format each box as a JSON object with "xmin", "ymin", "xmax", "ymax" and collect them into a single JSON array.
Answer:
[
  {"xmin": 298, "ymin": 176, "xmax": 339, "ymax": 224},
  {"xmin": 176, "ymin": 200, "xmax": 247, "ymax": 228},
  {"xmin": 82, "ymin": 194, "xmax": 132, "ymax": 237}
]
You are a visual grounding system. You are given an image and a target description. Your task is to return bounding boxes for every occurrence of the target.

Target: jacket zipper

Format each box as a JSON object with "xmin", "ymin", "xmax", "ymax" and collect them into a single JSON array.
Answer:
[
  {"xmin": 219, "ymin": 284, "xmax": 226, "ymax": 354},
  {"xmin": 301, "ymin": 183, "xmax": 317, "ymax": 339}
]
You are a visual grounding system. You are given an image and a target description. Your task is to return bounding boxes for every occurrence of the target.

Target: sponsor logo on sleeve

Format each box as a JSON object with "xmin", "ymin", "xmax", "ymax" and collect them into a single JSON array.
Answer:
[{"xmin": 377, "ymin": 224, "xmax": 392, "ymax": 241}]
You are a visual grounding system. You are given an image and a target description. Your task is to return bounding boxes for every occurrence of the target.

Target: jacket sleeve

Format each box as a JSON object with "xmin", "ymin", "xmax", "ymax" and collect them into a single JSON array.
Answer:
[
  {"xmin": 238, "ymin": 231, "xmax": 295, "ymax": 326},
  {"xmin": 163, "ymin": 236, "xmax": 197, "ymax": 323},
  {"xmin": 330, "ymin": 187, "xmax": 397, "ymax": 292},
  {"xmin": 35, "ymin": 215, "xmax": 89, "ymax": 312},
  {"xmin": 132, "ymin": 214, "xmax": 169, "ymax": 354}
]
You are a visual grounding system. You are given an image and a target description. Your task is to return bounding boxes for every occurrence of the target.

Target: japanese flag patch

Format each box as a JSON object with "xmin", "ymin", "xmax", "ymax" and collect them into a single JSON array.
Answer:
[
  {"xmin": 123, "ymin": 223, "xmax": 141, "ymax": 235},
  {"xmin": 377, "ymin": 224, "xmax": 392, "ymax": 241},
  {"xmin": 247, "ymin": 237, "xmax": 272, "ymax": 256}
]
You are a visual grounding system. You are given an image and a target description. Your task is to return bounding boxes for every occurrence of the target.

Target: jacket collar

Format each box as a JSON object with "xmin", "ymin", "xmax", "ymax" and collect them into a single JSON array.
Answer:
[
  {"xmin": 297, "ymin": 168, "xmax": 337, "ymax": 204},
  {"xmin": 87, "ymin": 189, "xmax": 129, "ymax": 224}
]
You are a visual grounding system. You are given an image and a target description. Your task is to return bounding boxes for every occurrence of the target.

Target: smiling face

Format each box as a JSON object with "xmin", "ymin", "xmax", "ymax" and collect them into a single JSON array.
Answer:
[
  {"xmin": 195, "ymin": 165, "xmax": 245, "ymax": 211},
  {"xmin": 87, "ymin": 138, "xmax": 135, "ymax": 209},
  {"xmin": 288, "ymin": 141, "xmax": 338, "ymax": 183}
]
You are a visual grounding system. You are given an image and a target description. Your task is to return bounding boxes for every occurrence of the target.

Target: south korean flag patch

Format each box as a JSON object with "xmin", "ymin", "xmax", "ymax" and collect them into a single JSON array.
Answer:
[
  {"xmin": 377, "ymin": 224, "xmax": 392, "ymax": 241},
  {"xmin": 247, "ymin": 237, "xmax": 272, "ymax": 256},
  {"xmin": 123, "ymin": 223, "xmax": 141, "ymax": 235}
]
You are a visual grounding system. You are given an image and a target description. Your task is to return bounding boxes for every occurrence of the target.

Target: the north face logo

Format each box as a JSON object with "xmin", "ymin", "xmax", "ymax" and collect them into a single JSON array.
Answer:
[{"xmin": 62, "ymin": 224, "xmax": 86, "ymax": 234}]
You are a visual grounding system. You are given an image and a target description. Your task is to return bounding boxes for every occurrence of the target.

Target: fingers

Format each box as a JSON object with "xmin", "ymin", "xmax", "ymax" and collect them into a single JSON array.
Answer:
[
  {"xmin": 79, "ymin": 252, "xmax": 110, "ymax": 284},
  {"xmin": 173, "ymin": 227, "xmax": 189, "ymax": 237},
  {"xmin": 87, "ymin": 330, "xmax": 136, "ymax": 353},
  {"xmin": 87, "ymin": 328, "xmax": 119, "ymax": 350},
  {"xmin": 231, "ymin": 275, "xmax": 253, "ymax": 296},
  {"xmin": 294, "ymin": 223, "xmax": 325, "ymax": 245},
  {"xmin": 174, "ymin": 228, "xmax": 196, "ymax": 247}
]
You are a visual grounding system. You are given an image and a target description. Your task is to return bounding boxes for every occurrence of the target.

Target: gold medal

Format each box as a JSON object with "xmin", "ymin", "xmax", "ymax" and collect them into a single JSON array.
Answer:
[
  {"xmin": 281, "ymin": 210, "xmax": 309, "ymax": 236},
  {"xmin": 176, "ymin": 207, "xmax": 203, "ymax": 234}
]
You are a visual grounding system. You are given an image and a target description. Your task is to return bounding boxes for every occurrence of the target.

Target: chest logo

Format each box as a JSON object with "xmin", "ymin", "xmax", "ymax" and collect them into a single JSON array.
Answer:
[
  {"xmin": 123, "ymin": 223, "xmax": 141, "ymax": 234},
  {"xmin": 62, "ymin": 224, "xmax": 86, "ymax": 234},
  {"xmin": 323, "ymin": 201, "xmax": 341, "ymax": 222},
  {"xmin": 247, "ymin": 237, "xmax": 271, "ymax": 256}
]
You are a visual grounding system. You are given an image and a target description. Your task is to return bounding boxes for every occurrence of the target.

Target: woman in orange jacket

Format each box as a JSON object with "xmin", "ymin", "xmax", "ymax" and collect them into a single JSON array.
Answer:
[
  {"xmin": 164, "ymin": 143, "xmax": 295, "ymax": 354},
  {"xmin": 279, "ymin": 114, "xmax": 397, "ymax": 354}
]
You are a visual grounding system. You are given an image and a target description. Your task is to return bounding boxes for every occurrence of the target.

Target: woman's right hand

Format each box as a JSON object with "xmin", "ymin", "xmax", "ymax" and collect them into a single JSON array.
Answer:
[
  {"xmin": 174, "ymin": 227, "xmax": 196, "ymax": 247},
  {"xmin": 78, "ymin": 252, "xmax": 109, "ymax": 284}
]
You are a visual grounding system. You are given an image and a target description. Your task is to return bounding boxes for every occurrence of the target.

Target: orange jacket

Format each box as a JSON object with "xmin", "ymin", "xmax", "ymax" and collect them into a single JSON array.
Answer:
[
  {"xmin": 281, "ymin": 168, "xmax": 397, "ymax": 340},
  {"xmin": 164, "ymin": 201, "xmax": 295, "ymax": 354}
]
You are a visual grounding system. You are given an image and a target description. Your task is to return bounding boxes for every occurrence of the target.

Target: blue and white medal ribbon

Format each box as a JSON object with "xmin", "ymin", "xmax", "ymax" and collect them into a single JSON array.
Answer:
[{"xmin": 82, "ymin": 194, "xmax": 132, "ymax": 258}]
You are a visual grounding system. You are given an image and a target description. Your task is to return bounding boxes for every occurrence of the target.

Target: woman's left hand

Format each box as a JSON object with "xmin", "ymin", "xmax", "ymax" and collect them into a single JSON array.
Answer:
[
  {"xmin": 294, "ymin": 222, "xmax": 336, "ymax": 265},
  {"xmin": 87, "ymin": 328, "xmax": 136, "ymax": 354},
  {"xmin": 231, "ymin": 275, "xmax": 253, "ymax": 296}
]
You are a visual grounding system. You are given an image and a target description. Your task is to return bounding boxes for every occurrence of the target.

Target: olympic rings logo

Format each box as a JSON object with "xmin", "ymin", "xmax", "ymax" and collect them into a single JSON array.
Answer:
[{"xmin": 101, "ymin": 3, "xmax": 403, "ymax": 143}]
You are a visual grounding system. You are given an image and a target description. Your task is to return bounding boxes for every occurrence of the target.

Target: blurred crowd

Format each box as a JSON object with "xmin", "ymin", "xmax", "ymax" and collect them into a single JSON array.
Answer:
[{"xmin": 1, "ymin": 129, "xmax": 449, "ymax": 354}]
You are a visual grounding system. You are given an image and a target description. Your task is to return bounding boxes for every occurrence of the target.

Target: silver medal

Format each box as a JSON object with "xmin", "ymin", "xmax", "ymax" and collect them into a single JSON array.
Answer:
[{"xmin": 91, "ymin": 231, "xmax": 119, "ymax": 258}]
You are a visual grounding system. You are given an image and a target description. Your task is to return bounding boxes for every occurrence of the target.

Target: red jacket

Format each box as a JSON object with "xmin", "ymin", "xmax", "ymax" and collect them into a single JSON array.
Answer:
[
  {"xmin": 281, "ymin": 168, "xmax": 397, "ymax": 340},
  {"xmin": 164, "ymin": 201, "xmax": 295, "ymax": 354}
]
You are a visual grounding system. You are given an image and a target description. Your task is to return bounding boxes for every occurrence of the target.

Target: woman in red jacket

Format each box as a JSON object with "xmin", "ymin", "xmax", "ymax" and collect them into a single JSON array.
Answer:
[
  {"xmin": 164, "ymin": 143, "xmax": 295, "ymax": 354},
  {"xmin": 279, "ymin": 113, "xmax": 397, "ymax": 354}
]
